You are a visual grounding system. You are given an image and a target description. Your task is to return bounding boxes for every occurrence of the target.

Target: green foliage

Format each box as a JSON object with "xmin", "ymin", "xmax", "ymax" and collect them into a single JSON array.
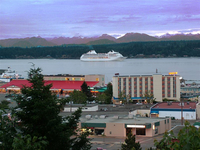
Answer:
[
  {"xmin": 12, "ymin": 67, "xmax": 91, "ymax": 150},
  {"xmin": 64, "ymin": 108, "xmax": 92, "ymax": 150},
  {"xmin": 15, "ymin": 68, "xmax": 63, "ymax": 149},
  {"xmin": 121, "ymin": 132, "xmax": 142, "ymax": 150},
  {"xmin": 0, "ymin": 111, "xmax": 17, "ymax": 150},
  {"xmin": 154, "ymin": 131, "xmax": 176, "ymax": 150},
  {"xmin": 104, "ymin": 82, "xmax": 113, "ymax": 104},
  {"xmin": 71, "ymin": 129, "xmax": 92, "ymax": 150},
  {"xmin": 0, "ymin": 100, "xmax": 10, "ymax": 109},
  {"xmin": 96, "ymin": 93, "xmax": 108, "ymax": 104},
  {"xmin": 142, "ymin": 90, "xmax": 156, "ymax": 104},
  {"xmin": 162, "ymin": 98, "xmax": 177, "ymax": 102},
  {"xmin": 12, "ymin": 134, "xmax": 48, "ymax": 150},
  {"xmin": 81, "ymin": 81, "xmax": 92, "ymax": 101},
  {"xmin": 1, "ymin": 40, "xmax": 200, "ymax": 58},
  {"xmin": 154, "ymin": 121, "xmax": 200, "ymax": 150},
  {"xmin": 118, "ymin": 91, "xmax": 130, "ymax": 104},
  {"xmin": 69, "ymin": 90, "xmax": 87, "ymax": 104}
]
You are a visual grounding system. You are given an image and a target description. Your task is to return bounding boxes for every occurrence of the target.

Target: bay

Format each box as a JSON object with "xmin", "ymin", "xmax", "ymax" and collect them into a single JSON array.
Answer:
[{"xmin": 0, "ymin": 58, "xmax": 200, "ymax": 83}]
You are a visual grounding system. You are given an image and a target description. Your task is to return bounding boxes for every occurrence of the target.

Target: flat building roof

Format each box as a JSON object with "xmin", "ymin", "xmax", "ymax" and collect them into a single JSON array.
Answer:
[{"xmin": 80, "ymin": 116, "xmax": 167, "ymax": 125}]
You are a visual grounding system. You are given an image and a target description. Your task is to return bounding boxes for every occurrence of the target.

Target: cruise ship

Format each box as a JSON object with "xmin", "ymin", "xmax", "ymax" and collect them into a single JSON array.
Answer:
[{"xmin": 80, "ymin": 50, "xmax": 126, "ymax": 61}]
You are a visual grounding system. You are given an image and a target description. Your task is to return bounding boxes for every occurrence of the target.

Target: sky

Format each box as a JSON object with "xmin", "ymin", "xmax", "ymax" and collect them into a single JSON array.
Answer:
[{"xmin": 0, "ymin": 0, "xmax": 200, "ymax": 39}]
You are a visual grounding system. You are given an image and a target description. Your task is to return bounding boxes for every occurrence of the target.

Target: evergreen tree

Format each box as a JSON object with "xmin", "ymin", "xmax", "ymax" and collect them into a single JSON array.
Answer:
[
  {"xmin": 0, "ymin": 110, "xmax": 17, "ymax": 150},
  {"xmin": 0, "ymin": 99, "xmax": 16, "ymax": 150},
  {"xmin": 104, "ymin": 82, "xmax": 113, "ymax": 104},
  {"xmin": 0, "ymin": 100, "xmax": 10, "ymax": 109},
  {"xmin": 121, "ymin": 132, "xmax": 142, "ymax": 150},
  {"xmin": 81, "ymin": 81, "xmax": 92, "ymax": 101},
  {"xmin": 14, "ymin": 67, "xmax": 91, "ymax": 150}
]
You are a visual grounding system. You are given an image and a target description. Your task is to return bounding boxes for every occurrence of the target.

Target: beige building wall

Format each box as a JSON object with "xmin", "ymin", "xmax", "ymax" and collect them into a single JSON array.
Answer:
[
  {"xmin": 196, "ymin": 103, "xmax": 200, "ymax": 119},
  {"xmin": 44, "ymin": 74, "xmax": 105, "ymax": 87},
  {"xmin": 159, "ymin": 120, "xmax": 167, "ymax": 133},
  {"xmin": 85, "ymin": 74, "xmax": 105, "ymax": 87},
  {"xmin": 112, "ymin": 77, "xmax": 118, "ymax": 98},
  {"xmin": 44, "ymin": 76, "xmax": 85, "ymax": 81},
  {"xmin": 112, "ymin": 74, "xmax": 180, "ymax": 102},
  {"xmin": 105, "ymin": 123, "xmax": 126, "ymax": 137},
  {"xmin": 146, "ymin": 127, "xmax": 153, "ymax": 137},
  {"xmin": 153, "ymin": 74, "xmax": 162, "ymax": 101},
  {"xmin": 130, "ymin": 109, "xmax": 150, "ymax": 117},
  {"xmin": 166, "ymin": 75, "xmax": 180, "ymax": 100}
]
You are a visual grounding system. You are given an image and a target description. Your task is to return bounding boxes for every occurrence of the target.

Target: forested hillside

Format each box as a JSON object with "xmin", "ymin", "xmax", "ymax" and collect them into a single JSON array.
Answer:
[{"xmin": 0, "ymin": 40, "xmax": 200, "ymax": 59}]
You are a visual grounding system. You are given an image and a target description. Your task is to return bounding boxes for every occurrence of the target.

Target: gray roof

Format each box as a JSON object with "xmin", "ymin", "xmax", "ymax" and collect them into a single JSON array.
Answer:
[{"xmin": 80, "ymin": 116, "xmax": 167, "ymax": 124}]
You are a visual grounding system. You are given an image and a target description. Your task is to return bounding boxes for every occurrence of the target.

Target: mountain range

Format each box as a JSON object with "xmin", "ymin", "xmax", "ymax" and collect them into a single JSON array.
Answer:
[{"xmin": 0, "ymin": 33, "xmax": 200, "ymax": 48}]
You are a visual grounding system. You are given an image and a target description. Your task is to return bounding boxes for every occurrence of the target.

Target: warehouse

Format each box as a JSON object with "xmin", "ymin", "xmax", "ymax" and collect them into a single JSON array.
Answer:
[{"xmin": 0, "ymin": 79, "xmax": 98, "ymax": 93}]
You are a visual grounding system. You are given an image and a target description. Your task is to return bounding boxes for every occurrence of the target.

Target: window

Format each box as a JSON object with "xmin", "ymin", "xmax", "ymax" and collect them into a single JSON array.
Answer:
[{"xmin": 96, "ymin": 78, "xmax": 99, "ymax": 81}]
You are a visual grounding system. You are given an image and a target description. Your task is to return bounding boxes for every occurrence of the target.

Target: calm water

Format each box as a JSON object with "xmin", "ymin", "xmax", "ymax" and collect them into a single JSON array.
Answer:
[{"xmin": 0, "ymin": 58, "xmax": 200, "ymax": 83}]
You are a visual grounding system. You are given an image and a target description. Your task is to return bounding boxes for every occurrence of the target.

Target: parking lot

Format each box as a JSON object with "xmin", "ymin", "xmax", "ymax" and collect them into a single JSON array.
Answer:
[{"xmin": 90, "ymin": 134, "xmax": 163, "ymax": 150}]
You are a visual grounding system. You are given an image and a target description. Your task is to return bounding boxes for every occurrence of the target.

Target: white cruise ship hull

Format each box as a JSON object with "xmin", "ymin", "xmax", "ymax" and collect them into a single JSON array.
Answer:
[
  {"xmin": 80, "ymin": 50, "xmax": 126, "ymax": 62},
  {"xmin": 80, "ymin": 57, "xmax": 126, "ymax": 62}
]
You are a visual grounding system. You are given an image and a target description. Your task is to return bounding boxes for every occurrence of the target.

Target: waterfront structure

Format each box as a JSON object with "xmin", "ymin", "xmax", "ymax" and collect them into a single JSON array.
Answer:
[
  {"xmin": 79, "ymin": 116, "xmax": 171, "ymax": 137},
  {"xmin": 150, "ymin": 102, "xmax": 197, "ymax": 120},
  {"xmin": 112, "ymin": 73, "xmax": 180, "ymax": 102},
  {"xmin": 44, "ymin": 74, "xmax": 105, "ymax": 87},
  {"xmin": 0, "ymin": 67, "xmax": 24, "ymax": 83},
  {"xmin": 0, "ymin": 79, "xmax": 98, "ymax": 93},
  {"xmin": 180, "ymin": 80, "xmax": 200, "ymax": 101}
]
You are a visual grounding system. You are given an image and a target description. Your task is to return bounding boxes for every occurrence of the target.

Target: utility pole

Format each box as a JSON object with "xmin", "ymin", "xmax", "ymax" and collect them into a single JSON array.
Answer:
[{"xmin": 181, "ymin": 98, "xmax": 183, "ymax": 125}]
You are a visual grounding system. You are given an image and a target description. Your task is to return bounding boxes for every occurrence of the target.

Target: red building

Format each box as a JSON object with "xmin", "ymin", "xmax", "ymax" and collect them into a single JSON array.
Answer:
[{"xmin": 0, "ymin": 79, "xmax": 98, "ymax": 94}]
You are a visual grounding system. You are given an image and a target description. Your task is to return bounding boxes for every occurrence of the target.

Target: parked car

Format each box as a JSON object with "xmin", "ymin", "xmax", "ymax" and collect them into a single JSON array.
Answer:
[
  {"xmin": 136, "ymin": 102, "xmax": 143, "ymax": 105},
  {"xmin": 100, "ymin": 108, "xmax": 108, "ymax": 111}
]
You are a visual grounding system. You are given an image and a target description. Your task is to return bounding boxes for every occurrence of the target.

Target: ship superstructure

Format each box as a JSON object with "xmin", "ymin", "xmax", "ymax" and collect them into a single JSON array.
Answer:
[{"xmin": 80, "ymin": 50, "xmax": 126, "ymax": 61}]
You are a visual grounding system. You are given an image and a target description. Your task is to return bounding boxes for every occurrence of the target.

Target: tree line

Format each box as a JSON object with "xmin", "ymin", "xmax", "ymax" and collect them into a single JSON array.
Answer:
[{"xmin": 0, "ymin": 40, "xmax": 200, "ymax": 59}]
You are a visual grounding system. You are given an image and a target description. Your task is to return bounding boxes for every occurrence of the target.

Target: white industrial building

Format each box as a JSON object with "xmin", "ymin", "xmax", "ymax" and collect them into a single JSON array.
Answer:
[{"xmin": 150, "ymin": 102, "xmax": 197, "ymax": 120}]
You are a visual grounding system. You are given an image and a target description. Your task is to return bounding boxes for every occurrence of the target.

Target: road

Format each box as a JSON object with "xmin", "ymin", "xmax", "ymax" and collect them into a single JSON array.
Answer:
[{"xmin": 90, "ymin": 134, "xmax": 163, "ymax": 150}]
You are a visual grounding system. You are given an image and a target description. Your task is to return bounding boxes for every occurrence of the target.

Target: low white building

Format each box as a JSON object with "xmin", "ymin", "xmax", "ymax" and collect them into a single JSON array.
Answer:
[{"xmin": 150, "ymin": 102, "xmax": 197, "ymax": 120}]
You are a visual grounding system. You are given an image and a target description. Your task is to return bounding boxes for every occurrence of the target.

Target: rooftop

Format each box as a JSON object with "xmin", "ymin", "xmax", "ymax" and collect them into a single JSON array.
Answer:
[
  {"xmin": 113, "ymin": 74, "xmax": 180, "ymax": 78},
  {"xmin": 44, "ymin": 74, "xmax": 85, "ymax": 77},
  {"xmin": 80, "ymin": 115, "xmax": 167, "ymax": 124},
  {"xmin": 185, "ymin": 80, "xmax": 200, "ymax": 85},
  {"xmin": 152, "ymin": 102, "xmax": 197, "ymax": 109},
  {"xmin": 0, "ymin": 79, "xmax": 99, "ymax": 90}
]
